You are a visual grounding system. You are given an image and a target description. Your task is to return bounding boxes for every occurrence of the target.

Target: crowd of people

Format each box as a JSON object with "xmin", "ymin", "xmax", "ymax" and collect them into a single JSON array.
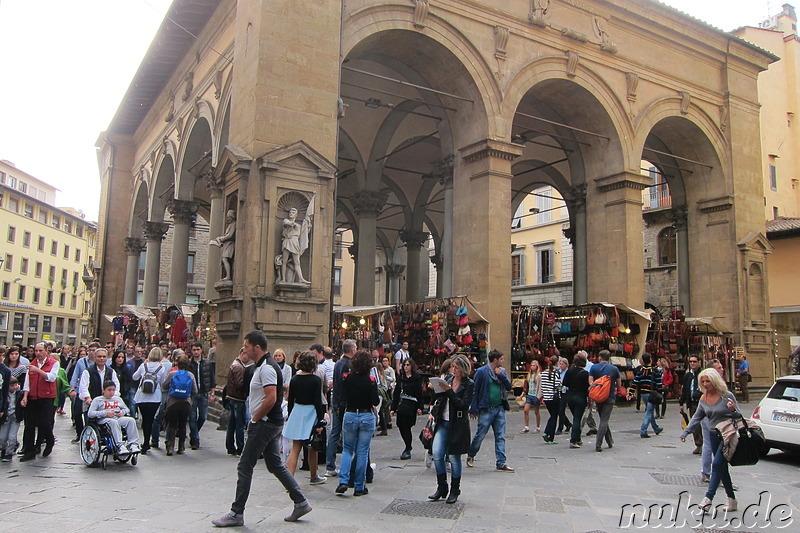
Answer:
[{"xmin": 0, "ymin": 334, "xmax": 755, "ymax": 526}]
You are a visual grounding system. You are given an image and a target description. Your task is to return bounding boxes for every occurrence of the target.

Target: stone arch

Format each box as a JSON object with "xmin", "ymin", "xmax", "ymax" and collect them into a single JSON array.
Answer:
[
  {"xmin": 149, "ymin": 154, "xmax": 175, "ymax": 222},
  {"xmin": 129, "ymin": 178, "xmax": 150, "ymax": 238},
  {"xmin": 176, "ymin": 117, "xmax": 213, "ymax": 200}
]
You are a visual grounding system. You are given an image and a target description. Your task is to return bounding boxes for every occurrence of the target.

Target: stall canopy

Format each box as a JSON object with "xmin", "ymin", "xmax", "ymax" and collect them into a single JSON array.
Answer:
[
  {"xmin": 121, "ymin": 305, "xmax": 157, "ymax": 320},
  {"xmin": 595, "ymin": 302, "xmax": 653, "ymax": 358},
  {"xmin": 333, "ymin": 305, "xmax": 395, "ymax": 318},
  {"xmin": 685, "ymin": 317, "xmax": 732, "ymax": 334}
]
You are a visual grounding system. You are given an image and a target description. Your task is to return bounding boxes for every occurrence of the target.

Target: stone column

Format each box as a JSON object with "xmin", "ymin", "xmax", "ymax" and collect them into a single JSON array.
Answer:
[
  {"xmin": 566, "ymin": 184, "xmax": 588, "ymax": 304},
  {"xmin": 437, "ymin": 155, "xmax": 454, "ymax": 297},
  {"xmin": 400, "ymin": 230, "xmax": 429, "ymax": 302},
  {"xmin": 589, "ymin": 172, "xmax": 651, "ymax": 306},
  {"xmin": 672, "ymin": 206, "xmax": 691, "ymax": 315},
  {"xmin": 453, "ymin": 139, "xmax": 522, "ymax": 357},
  {"xmin": 167, "ymin": 199, "xmax": 198, "ymax": 304},
  {"xmin": 384, "ymin": 263, "xmax": 405, "ymax": 303},
  {"xmin": 141, "ymin": 221, "xmax": 169, "ymax": 307},
  {"xmin": 351, "ymin": 191, "xmax": 386, "ymax": 305},
  {"xmin": 430, "ymin": 254, "xmax": 443, "ymax": 298},
  {"xmin": 123, "ymin": 237, "xmax": 145, "ymax": 305},
  {"xmin": 205, "ymin": 171, "xmax": 223, "ymax": 299}
]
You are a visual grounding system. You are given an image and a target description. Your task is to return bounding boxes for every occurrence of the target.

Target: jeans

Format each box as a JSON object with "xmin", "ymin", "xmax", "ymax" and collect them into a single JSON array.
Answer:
[
  {"xmin": 566, "ymin": 394, "xmax": 587, "ymax": 444},
  {"xmin": 138, "ymin": 402, "xmax": 159, "ymax": 448},
  {"xmin": 701, "ymin": 422, "xmax": 712, "ymax": 476},
  {"xmin": 432, "ymin": 420, "xmax": 462, "ymax": 478},
  {"xmin": 151, "ymin": 397, "xmax": 168, "ymax": 445},
  {"xmin": 468, "ymin": 406, "xmax": 507, "ymax": 466},
  {"xmin": 0, "ymin": 418, "xmax": 20, "ymax": 453},
  {"xmin": 188, "ymin": 392, "xmax": 209, "ymax": 444},
  {"xmin": 126, "ymin": 392, "xmax": 137, "ymax": 418},
  {"xmin": 557, "ymin": 394, "xmax": 571, "ymax": 432},
  {"xmin": 326, "ymin": 405, "xmax": 344, "ymax": 471},
  {"xmin": 338, "ymin": 412, "xmax": 376, "ymax": 491},
  {"xmin": 595, "ymin": 398, "xmax": 615, "ymax": 448},
  {"xmin": 231, "ymin": 420, "xmax": 305, "ymax": 515},
  {"xmin": 226, "ymin": 400, "xmax": 247, "ymax": 454},
  {"xmin": 640, "ymin": 394, "xmax": 661, "ymax": 436},
  {"xmin": 706, "ymin": 429, "xmax": 735, "ymax": 500},
  {"xmin": 581, "ymin": 401, "xmax": 597, "ymax": 430},
  {"xmin": 543, "ymin": 398, "xmax": 560, "ymax": 440}
]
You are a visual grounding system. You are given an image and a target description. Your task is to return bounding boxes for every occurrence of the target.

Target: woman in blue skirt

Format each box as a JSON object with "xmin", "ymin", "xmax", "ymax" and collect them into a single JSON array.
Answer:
[{"xmin": 284, "ymin": 350, "xmax": 327, "ymax": 484}]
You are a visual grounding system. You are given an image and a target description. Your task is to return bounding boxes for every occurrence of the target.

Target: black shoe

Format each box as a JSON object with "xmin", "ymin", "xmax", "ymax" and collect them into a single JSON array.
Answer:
[
  {"xmin": 354, "ymin": 487, "xmax": 369, "ymax": 496},
  {"xmin": 335, "ymin": 483, "xmax": 348, "ymax": 494},
  {"xmin": 347, "ymin": 481, "xmax": 354, "ymax": 488},
  {"xmin": 586, "ymin": 429, "xmax": 597, "ymax": 436},
  {"xmin": 400, "ymin": 449, "xmax": 411, "ymax": 460},
  {"xmin": 299, "ymin": 464, "xmax": 311, "ymax": 471},
  {"xmin": 446, "ymin": 477, "xmax": 461, "ymax": 504},
  {"xmin": 42, "ymin": 443, "xmax": 54, "ymax": 457},
  {"xmin": 595, "ymin": 446, "xmax": 603, "ymax": 452},
  {"xmin": 654, "ymin": 427, "xmax": 663, "ymax": 436},
  {"xmin": 19, "ymin": 453, "xmax": 36, "ymax": 462},
  {"xmin": 640, "ymin": 434, "xmax": 651, "ymax": 438}
]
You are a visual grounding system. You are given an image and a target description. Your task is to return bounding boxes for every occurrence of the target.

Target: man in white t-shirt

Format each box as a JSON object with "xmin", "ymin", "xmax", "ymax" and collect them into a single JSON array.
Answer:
[{"xmin": 394, "ymin": 341, "xmax": 410, "ymax": 374}]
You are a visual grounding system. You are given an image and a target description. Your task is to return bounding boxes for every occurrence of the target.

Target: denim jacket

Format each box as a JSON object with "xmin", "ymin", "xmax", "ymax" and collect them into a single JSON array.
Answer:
[{"xmin": 469, "ymin": 364, "xmax": 511, "ymax": 414}]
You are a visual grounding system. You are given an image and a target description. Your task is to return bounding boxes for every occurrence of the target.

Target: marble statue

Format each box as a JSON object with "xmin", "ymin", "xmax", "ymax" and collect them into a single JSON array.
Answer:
[
  {"xmin": 278, "ymin": 196, "xmax": 314, "ymax": 284},
  {"xmin": 210, "ymin": 209, "xmax": 236, "ymax": 281}
]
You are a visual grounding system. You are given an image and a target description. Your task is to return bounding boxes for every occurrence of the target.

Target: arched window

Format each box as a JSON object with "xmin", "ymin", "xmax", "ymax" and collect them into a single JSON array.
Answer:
[{"xmin": 658, "ymin": 227, "xmax": 676, "ymax": 265}]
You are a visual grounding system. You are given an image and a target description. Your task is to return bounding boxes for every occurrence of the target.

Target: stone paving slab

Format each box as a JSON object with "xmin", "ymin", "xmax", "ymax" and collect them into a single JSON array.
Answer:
[{"xmin": 1, "ymin": 399, "xmax": 797, "ymax": 532}]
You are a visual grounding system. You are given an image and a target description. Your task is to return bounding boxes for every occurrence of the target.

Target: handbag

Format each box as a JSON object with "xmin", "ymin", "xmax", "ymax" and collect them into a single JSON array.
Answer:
[
  {"xmin": 648, "ymin": 389, "xmax": 663, "ymax": 405},
  {"xmin": 729, "ymin": 418, "xmax": 766, "ymax": 466},
  {"xmin": 308, "ymin": 425, "xmax": 327, "ymax": 453},
  {"xmin": 419, "ymin": 419, "xmax": 435, "ymax": 450}
]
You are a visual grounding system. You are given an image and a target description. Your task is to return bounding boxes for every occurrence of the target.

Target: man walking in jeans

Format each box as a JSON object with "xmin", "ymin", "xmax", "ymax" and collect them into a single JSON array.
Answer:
[
  {"xmin": 188, "ymin": 342, "xmax": 216, "ymax": 450},
  {"xmin": 325, "ymin": 339, "xmax": 355, "ymax": 477},
  {"xmin": 212, "ymin": 331, "xmax": 311, "ymax": 527},
  {"xmin": 588, "ymin": 350, "xmax": 621, "ymax": 452},
  {"xmin": 467, "ymin": 350, "xmax": 514, "ymax": 472}
]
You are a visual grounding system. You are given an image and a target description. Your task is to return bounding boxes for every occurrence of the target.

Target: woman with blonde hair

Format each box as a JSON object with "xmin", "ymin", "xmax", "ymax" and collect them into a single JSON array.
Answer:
[
  {"xmin": 132, "ymin": 348, "xmax": 167, "ymax": 454},
  {"xmin": 679, "ymin": 368, "xmax": 741, "ymax": 512},
  {"xmin": 519, "ymin": 360, "xmax": 542, "ymax": 433}
]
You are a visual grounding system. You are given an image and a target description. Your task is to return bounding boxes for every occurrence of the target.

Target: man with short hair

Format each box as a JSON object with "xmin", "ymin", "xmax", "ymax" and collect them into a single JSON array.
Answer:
[
  {"xmin": 581, "ymin": 351, "xmax": 598, "ymax": 435},
  {"xmin": 188, "ymin": 341, "xmax": 216, "ymax": 450},
  {"xmin": 467, "ymin": 350, "xmax": 514, "ymax": 472},
  {"xmin": 212, "ymin": 330, "xmax": 311, "ymax": 527},
  {"xmin": 325, "ymin": 339, "xmax": 355, "ymax": 477},
  {"xmin": 68, "ymin": 342, "xmax": 98, "ymax": 441},
  {"xmin": 736, "ymin": 355, "xmax": 750, "ymax": 403},
  {"xmin": 632, "ymin": 353, "xmax": 663, "ymax": 438},
  {"xmin": 225, "ymin": 348, "xmax": 250, "ymax": 456},
  {"xmin": 679, "ymin": 355, "xmax": 703, "ymax": 454},
  {"xmin": 588, "ymin": 350, "xmax": 621, "ymax": 452},
  {"xmin": 20, "ymin": 344, "xmax": 60, "ymax": 461},
  {"xmin": 78, "ymin": 349, "xmax": 120, "ymax": 407},
  {"xmin": 320, "ymin": 346, "xmax": 335, "ymax": 397},
  {"xmin": 394, "ymin": 341, "xmax": 410, "ymax": 374},
  {"xmin": 128, "ymin": 345, "xmax": 146, "ymax": 417}
]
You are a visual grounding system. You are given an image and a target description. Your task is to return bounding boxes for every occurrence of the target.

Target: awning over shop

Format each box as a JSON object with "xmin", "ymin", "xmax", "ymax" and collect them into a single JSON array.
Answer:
[
  {"xmin": 685, "ymin": 317, "xmax": 732, "ymax": 334},
  {"xmin": 333, "ymin": 305, "xmax": 395, "ymax": 317},
  {"xmin": 120, "ymin": 305, "xmax": 157, "ymax": 320}
]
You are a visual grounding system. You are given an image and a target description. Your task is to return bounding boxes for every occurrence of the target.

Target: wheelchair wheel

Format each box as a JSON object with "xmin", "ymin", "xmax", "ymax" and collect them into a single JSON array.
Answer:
[
  {"xmin": 131, "ymin": 454, "xmax": 138, "ymax": 466},
  {"xmin": 79, "ymin": 425, "xmax": 102, "ymax": 467}
]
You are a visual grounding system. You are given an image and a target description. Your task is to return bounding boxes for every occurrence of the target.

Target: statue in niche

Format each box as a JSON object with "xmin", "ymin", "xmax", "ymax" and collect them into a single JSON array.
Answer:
[
  {"xmin": 210, "ymin": 209, "xmax": 236, "ymax": 281},
  {"xmin": 276, "ymin": 194, "xmax": 314, "ymax": 284}
]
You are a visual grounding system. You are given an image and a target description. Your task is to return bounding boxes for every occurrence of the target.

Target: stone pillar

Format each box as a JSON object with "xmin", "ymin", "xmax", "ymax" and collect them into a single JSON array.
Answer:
[
  {"xmin": 672, "ymin": 206, "xmax": 691, "ymax": 315},
  {"xmin": 453, "ymin": 139, "xmax": 522, "ymax": 357},
  {"xmin": 589, "ymin": 172, "xmax": 651, "ymax": 307},
  {"xmin": 351, "ymin": 191, "xmax": 386, "ymax": 305},
  {"xmin": 205, "ymin": 171, "xmax": 224, "ymax": 299},
  {"xmin": 400, "ymin": 230, "xmax": 429, "ymax": 302},
  {"xmin": 141, "ymin": 221, "xmax": 169, "ymax": 307},
  {"xmin": 167, "ymin": 199, "xmax": 198, "ymax": 304},
  {"xmin": 123, "ymin": 237, "xmax": 145, "ymax": 305},
  {"xmin": 384, "ymin": 263, "xmax": 405, "ymax": 303},
  {"xmin": 430, "ymin": 254, "xmax": 443, "ymax": 298},
  {"xmin": 566, "ymin": 184, "xmax": 588, "ymax": 304}
]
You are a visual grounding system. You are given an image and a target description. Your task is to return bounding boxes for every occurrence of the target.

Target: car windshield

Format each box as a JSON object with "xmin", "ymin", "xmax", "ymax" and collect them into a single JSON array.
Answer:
[{"xmin": 767, "ymin": 381, "xmax": 800, "ymax": 402}]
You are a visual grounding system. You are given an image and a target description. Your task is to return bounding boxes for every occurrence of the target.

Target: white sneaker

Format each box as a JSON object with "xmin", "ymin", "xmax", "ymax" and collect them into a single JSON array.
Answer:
[
  {"xmin": 324, "ymin": 469, "xmax": 338, "ymax": 477},
  {"xmin": 117, "ymin": 443, "xmax": 130, "ymax": 455},
  {"xmin": 128, "ymin": 443, "xmax": 141, "ymax": 454},
  {"xmin": 726, "ymin": 498, "xmax": 738, "ymax": 512}
]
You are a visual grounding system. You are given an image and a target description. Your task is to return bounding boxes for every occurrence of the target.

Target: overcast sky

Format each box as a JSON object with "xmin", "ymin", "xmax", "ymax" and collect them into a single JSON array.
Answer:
[{"xmin": 0, "ymin": 0, "xmax": 778, "ymax": 220}]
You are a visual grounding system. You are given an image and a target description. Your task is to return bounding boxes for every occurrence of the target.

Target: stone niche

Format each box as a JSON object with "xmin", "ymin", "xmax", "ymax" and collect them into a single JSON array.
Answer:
[{"xmin": 255, "ymin": 141, "xmax": 336, "ymax": 356}]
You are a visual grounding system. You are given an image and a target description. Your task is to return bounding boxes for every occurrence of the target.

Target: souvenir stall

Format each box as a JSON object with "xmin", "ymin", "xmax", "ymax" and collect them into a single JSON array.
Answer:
[
  {"xmin": 332, "ymin": 296, "xmax": 490, "ymax": 375},
  {"xmin": 511, "ymin": 303, "xmax": 652, "ymax": 394},
  {"xmin": 104, "ymin": 305, "xmax": 157, "ymax": 348},
  {"xmin": 151, "ymin": 304, "xmax": 200, "ymax": 348}
]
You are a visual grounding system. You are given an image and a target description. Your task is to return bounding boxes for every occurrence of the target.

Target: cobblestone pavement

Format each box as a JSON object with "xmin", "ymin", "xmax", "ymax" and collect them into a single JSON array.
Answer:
[{"xmin": 2, "ymin": 397, "xmax": 798, "ymax": 532}]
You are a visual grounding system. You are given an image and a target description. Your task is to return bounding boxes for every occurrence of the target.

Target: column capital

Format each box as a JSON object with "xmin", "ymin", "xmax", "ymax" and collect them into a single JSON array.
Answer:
[
  {"xmin": 429, "ymin": 254, "xmax": 443, "ymax": 271},
  {"xmin": 203, "ymin": 168, "xmax": 223, "ymax": 198},
  {"xmin": 565, "ymin": 183, "xmax": 588, "ymax": 212},
  {"xmin": 422, "ymin": 154, "xmax": 455, "ymax": 187},
  {"xmin": 400, "ymin": 230, "xmax": 429, "ymax": 250},
  {"xmin": 351, "ymin": 190, "xmax": 388, "ymax": 217},
  {"xmin": 168, "ymin": 199, "xmax": 199, "ymax": 223},
  {"xmin": 347, "ymin": 244, "xmax": 358, "ymax": 261},
  {"xmin": 562, "ymin": 223, "xmax": 575, "ymax": 245},
  {"xmin": 123, "ymin": 237, "xmax": 145, "ymax": 255},
  {"xmin": 595, "ymin": 171, "xmax": 650, "ymax": 193},
  {"xmin": 672, "ymin": 206, "xmax": 688, "ymax": 230},
  {"xmin": 384, "ymin": 263, "xmax": 406, "ymax": 278},
  {"xmin": 142, "ymin": 221, "xmax": 170, "ymax": 241}
]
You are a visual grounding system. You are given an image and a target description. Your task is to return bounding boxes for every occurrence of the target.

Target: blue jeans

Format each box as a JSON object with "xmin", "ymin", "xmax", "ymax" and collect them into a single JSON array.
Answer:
[
  {"xmin": 151, "ymin": 397, "xmax": 167, "ymax": 445},
  {"xmin": 338, "ymin": 412, "xmax": 376, "ymax": 491},
  {"xmin": 326, "ymin": 405, "xmax": 343, "ymax": 471},
  {"xmin": 640, "ymin": 394, "xmax": 661, "ymax": 436},
  {"xmin": 701, "ymin": 422, "xmax": 712, "ymax": 476},
  {"xmin": 468, "ymin": 406, "xmax": 507, "ymax": 466},
  {"xmin": 231, "ymin": 420, "xmax": 305, "ymax": 515},
  {"xmin": 432, "ymin": 420, "xmax": 462, "ymax": 478},
  {"xmin": 226, "ymin": 400, "xmax": 247, "ymax": 454},
  {"xmin": 189, "ymin": 392, "xmax": 209, "ymax": 444},
  {"xmin": 566, "ymin": 394, "xmax": 587, "ymax": 445},
  {"xmin": 126, "ymin": 391, "xmax": 137, "ymax": 418},
  {"xmin": 706, "ymin": 429, "xmax": 735, "ymax": 500}
]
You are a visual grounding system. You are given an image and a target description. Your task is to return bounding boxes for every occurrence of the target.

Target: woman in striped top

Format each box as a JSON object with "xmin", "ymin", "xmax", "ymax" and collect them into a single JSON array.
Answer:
[{"xmin": 540, "ymin": 356, "xmax": 562, "ymax": 444}]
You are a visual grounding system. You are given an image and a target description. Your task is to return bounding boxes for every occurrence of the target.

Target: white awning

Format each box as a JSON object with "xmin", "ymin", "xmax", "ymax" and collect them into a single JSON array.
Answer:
[
  {"xmin": 121, "ymin": 305, "xmax": 157, "ymax": 320},
  {"xmin": 333, "ymin": 305, "xmax": 395, "ymax": 317}
]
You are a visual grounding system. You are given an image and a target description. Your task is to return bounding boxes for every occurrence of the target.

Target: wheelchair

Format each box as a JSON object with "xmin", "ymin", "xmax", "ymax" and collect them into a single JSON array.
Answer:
[{"xmin": 79, "ymin": 421, "xmax": 139, "ymax": 469}]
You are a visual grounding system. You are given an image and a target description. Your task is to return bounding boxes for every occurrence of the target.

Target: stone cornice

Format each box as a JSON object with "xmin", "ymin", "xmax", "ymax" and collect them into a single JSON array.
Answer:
[
  {"xmin": 595, "ymin": 172, "xmax": 650, "ymax": 193},
  {"xmin": 459, "ymin": 138, "xmax": 523, "ymax": 164},
  {"xmin": 698, "ymin": 195, "xmax": 734, "ymax": 213}
]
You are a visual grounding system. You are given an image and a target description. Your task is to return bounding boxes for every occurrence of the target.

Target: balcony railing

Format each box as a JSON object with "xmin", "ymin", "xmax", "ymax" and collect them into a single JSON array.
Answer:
[{"xmin": 642, "ymin": 188, "xmax": 672, "ymax": 210}]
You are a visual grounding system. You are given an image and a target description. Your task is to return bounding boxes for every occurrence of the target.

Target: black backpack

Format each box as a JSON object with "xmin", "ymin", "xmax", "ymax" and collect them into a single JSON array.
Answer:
[{"xmin": 140, "ymin": 363, "xmax": 162, "ymax": 394}]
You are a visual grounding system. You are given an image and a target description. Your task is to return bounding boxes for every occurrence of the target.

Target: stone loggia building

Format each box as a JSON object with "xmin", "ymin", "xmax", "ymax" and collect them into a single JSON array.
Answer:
[{"xmin": 96, "ymin": 0, "xmax": 775, "ymax": 381}]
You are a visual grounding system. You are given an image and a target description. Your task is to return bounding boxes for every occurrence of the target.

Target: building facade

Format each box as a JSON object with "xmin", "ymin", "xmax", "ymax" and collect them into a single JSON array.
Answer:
[
  {"xmin": 1, "ymin": 160, "xmax": 98, "ymax": 346},
  {"xmin": 96, "ymin": 0, "xmax": 775, "ymax": 382}
]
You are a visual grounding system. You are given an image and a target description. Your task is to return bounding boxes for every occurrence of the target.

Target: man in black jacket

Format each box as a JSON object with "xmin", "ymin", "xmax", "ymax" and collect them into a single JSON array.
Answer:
[
  {"xmin": 188, "ymin": 342, "xmax": 216, "ymax": 450},
  {"xmin": 678, "ymin": 356, "xmax": 703, "ymax": 454}
]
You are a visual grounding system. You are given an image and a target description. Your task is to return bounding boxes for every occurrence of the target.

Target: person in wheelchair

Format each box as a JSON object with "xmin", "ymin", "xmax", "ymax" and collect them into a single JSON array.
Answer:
[{"xmin": 87, "ymin": 381, "xmax": 141, "ymax": 455}]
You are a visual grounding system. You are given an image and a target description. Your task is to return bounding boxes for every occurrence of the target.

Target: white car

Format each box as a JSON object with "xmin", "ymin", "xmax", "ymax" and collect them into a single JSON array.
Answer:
[{"xmin": 751, "ymin": 375, "xmax": 800, "ymax": 455}]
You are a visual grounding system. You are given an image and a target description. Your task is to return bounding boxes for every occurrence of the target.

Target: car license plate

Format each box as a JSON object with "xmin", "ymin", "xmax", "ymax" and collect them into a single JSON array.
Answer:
[{"xmin": 772, "ymin": 412, "xmax": 800, "ymax": 424}]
